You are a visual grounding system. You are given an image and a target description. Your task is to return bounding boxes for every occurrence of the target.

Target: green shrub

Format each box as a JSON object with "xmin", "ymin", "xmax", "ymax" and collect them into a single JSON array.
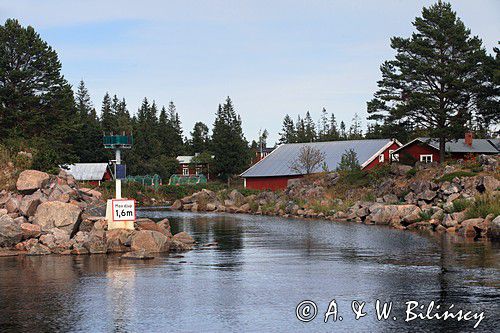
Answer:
[
  {"xmin": 419, "ymin": 210, "xmax": 433, "ymax": 221},
  {"xmin": 465, "ymin": 194, "xmax": 500, "ymax": 219},
  {"xmin": 406, "ymin": 168, "xmax": 417, "ymax": 178},
  {"xmin": 438, "ymin": 171, "xmax": 477, "ymax": 183},
  {"xmin": 451, "ymin": 198, "xmax": 471, "ymax": 212}
]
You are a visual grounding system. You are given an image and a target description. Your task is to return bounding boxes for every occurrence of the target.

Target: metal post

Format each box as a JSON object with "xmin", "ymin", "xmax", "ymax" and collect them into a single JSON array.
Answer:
[{"xmin": 115, "ymin": 149, "xmax": 121, "ymax": 199}]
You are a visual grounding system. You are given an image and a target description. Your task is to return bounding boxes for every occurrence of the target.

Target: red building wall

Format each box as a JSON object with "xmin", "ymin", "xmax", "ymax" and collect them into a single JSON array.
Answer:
[
  {"xmin": 245, "ymin": 175, "xmax": 303, "ymax": 191},
  {"xmin": 363, "ymin": 142, "xmax": 402, "ymax": 170},
  {"xmin": 397, "ymin": 142, "xmax": 440, "ymax": 163}
]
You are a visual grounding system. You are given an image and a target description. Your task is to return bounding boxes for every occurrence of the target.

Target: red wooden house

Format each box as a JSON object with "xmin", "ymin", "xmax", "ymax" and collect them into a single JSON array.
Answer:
[
  {"xmin": 176, "ymin": 155, "xmax": 212, "ymax": 180},
  {"xmin": 392, "ymin": 134, "xmax": 499, "ymax": 164},
  {"xmin": 241, "ymin": 139, "xmax": 402, "ymax": 191}
]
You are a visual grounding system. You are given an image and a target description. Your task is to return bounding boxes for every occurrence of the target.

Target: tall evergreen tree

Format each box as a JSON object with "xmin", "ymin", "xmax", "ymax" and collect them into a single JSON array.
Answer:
[
  {"xmin": 211, "ymin": 97, "xmax": 250, "ymax": 180},
  {"xmin": 304, "ymin": 111, "xmax": 316, "ymax": 142},
  {"xmin": 74, "ymin": 80, "xmax": 106, "ymax": 162},
  {"xmin": 279, "ymin": 114, "xmax": 296, "ymax": 144},
  {"xmin": 190, "ymin": 121, "xmax": 210, "ymax": 153},
  {"xmin": 318, "ymin": 108, "xmax": 330, "ymax": 141},
  {"xmin": 367, "ymin": 1, "xmax": 494, "ymax": 161},
  {"xmin": 328, "ymin": 113, "xmax": 340, "ymax": 140},
  {"xmin": 348, "ymin": 113, "xmax": 363, "ymax": 139},
  {"xmin": 100, "ymin": 92, "xmax": 114, "ymax": 133},
  {"xmin": 339, "ymin": 121, "xmax": 347, "ymax": 140},
  {"xmin": 0, "ymin": 19, "xmax": 79, "ymax": 170}
]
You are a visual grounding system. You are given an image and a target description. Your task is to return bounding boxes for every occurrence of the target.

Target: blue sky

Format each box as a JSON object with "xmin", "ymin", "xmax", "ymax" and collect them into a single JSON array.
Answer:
[{"xmin": 1, "ymin": 0, "xmax": 498, "ymax": 144}]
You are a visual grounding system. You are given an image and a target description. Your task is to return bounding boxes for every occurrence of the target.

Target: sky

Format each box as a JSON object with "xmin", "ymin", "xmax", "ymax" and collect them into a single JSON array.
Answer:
[{"xmin": 0, "ymin": 0, "xmax": 498, "ymax": 144}]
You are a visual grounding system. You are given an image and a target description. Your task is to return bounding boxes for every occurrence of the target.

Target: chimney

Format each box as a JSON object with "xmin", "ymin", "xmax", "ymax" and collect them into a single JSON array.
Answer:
[{"xmin": 465, "ymin": 132, "xmax": 473, "ymax": 146}]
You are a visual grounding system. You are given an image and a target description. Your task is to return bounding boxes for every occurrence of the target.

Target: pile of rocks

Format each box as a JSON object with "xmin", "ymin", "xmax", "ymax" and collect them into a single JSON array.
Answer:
[{"xmin": 0, "ymin": 169, "xmax": 196, "ymax": 256}]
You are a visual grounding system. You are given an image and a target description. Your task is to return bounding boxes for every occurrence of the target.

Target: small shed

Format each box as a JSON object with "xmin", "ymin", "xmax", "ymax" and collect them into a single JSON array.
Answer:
[{"xmin": 63, "ymin": 163, "xmax": 112, "ymax": 185}]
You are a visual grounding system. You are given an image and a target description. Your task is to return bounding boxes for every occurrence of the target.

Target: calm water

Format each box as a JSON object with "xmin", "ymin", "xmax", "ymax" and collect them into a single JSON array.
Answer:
[{"xmin": 0, "ymin": 211, "xmax": 499, "ymax": 332}]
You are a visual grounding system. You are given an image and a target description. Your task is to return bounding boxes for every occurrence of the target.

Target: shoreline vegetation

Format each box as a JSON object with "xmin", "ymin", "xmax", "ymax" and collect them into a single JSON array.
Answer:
[{"xmin": 0, "ymin": 152, "xmax": 499, "ymax": 259}]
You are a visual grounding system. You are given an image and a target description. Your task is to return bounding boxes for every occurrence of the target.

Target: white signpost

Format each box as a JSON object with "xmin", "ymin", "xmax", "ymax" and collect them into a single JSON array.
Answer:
[{"xmin": 104, "ymin": 134, "xmax": 135, "ymax": 230}]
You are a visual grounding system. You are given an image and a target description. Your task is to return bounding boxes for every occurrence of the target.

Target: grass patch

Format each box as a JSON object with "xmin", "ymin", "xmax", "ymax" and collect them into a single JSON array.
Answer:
[
  {"xmin": 451, "ymin": 198, "xmax": 471, "ymax": 213},
  {"xmin": 438, "ymin": 171, "xmax": 477, "ymax": 183},
  {"xmin": 465, "ymin": 194, "xmax": 500, "ymax": 219}
]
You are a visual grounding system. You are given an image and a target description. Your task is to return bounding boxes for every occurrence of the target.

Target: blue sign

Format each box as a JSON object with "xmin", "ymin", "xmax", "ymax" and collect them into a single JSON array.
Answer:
[{"xmin": 115, "ymin": 164, "xmax": 127, "ymax": 179}]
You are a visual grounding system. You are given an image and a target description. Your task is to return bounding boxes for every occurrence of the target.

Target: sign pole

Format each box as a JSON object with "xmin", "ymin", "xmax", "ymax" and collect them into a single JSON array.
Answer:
[{"xmin": 115, "ymin": 148, "xmax": 121, "ymax": 199}]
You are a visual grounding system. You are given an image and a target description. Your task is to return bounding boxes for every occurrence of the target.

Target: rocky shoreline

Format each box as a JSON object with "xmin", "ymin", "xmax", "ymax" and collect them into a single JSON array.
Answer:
[
  {"xmin": 171, "ymin": 156, "xmax": 500, "ymax": 241},
  {"xmin": 0, "ymin": 170, "xmax": 196, "ymax": 258}
]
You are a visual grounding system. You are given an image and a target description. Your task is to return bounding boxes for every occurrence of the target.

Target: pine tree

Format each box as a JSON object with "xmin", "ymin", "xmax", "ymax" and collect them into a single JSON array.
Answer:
[
  {"xmin": 367, "ymin": 1, "xmax": 493, "ymax": 161},
  {"xmin": 278, "ymin": 114, "xmax": 296, "ymax": 144},
  {"xmin": 0, "ymin": 19, "xmax": 80, "ymax": 170},
  {"xmin": 211, "ymin": 97, "xmax": 250, "ymax": 180},
  {"xmin": 295, "ymin": 115, "xmax": 307, "ymax": 142}
]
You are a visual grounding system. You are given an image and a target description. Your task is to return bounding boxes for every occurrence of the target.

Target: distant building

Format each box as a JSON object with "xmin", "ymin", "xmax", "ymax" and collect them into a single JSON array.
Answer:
[
  {"xmin": 251, "ymin": 146, "xmax": 275, "ymax": 165},
  {"xmin": 393, "ymin": 133, "xmax": 499, "ymax": 164},
  {"xmin": 176, "ymin": 155, "xmax": 212, "ymax": 180},
  {"xmin": 241, "ymin": 139, "xmax": 402, "ymax": 191},
  {"xmin": 63, "ymin": 163, "xmax": 113, "ymax": 186}
]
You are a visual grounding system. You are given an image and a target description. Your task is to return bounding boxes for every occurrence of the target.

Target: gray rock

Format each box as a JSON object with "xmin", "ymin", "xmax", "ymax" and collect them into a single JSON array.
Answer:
[
  {"xmin": 33, "ymin": 201, "xmax": 82, "ymax": 235},
  {"xmin": 0, "ymin": 215, "xmax": 23, "ymax": 247},
  {"xmin": 121, "ymin": 249, "xmax": 154, "ymax": 260},
  {"xmin": 27, "ymin": 243, "xmax": 51, "ymax": 255},
  {"xmin": 129, "ymin": 230, "xmax": 171, "ymax": 252},
  {"xmin": 487, "ymin": 215, "xmax": 500, "ymax": 239}
]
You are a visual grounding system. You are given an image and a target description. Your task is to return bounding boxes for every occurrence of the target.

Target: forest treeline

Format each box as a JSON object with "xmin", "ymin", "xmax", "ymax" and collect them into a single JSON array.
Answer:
[{"xmin": 0, "ymin": 2, "xmax": 498, "ymax": 180}]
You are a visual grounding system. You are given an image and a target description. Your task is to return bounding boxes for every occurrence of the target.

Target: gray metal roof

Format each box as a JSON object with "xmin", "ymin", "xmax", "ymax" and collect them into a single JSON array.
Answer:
[
  {"xmin": 64, "ymin": 163, "xmax": 110, "ymax": 181},
  {"xmin": 395, "ymin": 137, "xmax": 499, "ymax": 154},
  {"xmin": 241, "ymin": 139, "xmax": 395, "ymax": 177}
]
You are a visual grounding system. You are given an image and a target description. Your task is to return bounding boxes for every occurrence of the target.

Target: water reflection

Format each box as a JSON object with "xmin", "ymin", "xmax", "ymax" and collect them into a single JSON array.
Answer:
[{"xmin": 0, "ymin": 211, "xmax": 498, "ymax": 332}]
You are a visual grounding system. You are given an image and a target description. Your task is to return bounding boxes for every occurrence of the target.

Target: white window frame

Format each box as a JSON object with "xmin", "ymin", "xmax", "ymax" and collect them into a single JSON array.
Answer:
[
  {"xmin": 182, "ymin": 167, "xmax": 189, "ymax": 176},
  {"xmin": 195, "ymin": 167, "xmax": 201, "ymax": 175},
  {"xmin": 389, "ymin": 150, "xmax": 399, "ymax": 162},
  {"xmin": 420, "ymin": 154, "xmax": 433, "ymax": 163},
  {"xmin": 379, "ymin": 154, "xmax": 384, "ymax": 163}
]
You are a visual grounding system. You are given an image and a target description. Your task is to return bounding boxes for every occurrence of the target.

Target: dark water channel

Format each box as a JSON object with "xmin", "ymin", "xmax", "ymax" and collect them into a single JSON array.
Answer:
[{"xmin": 0, "ymin": 211, "xmax": 499, "ymax": 332}]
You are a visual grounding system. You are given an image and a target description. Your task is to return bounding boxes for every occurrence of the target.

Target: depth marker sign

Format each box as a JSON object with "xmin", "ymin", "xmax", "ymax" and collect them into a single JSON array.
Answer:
[{"xmin": 112, "ymin": 199, "xmax": 136, "ymax": 222}]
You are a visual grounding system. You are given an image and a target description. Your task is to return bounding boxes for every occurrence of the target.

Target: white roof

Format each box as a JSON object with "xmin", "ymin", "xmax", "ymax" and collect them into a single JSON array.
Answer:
[
  {"xmin": 63, "ymin": 163, "xmax": 109, "ymax": 181},
  {"xmin": 177, "ymin": 156, "xmax": 194, "ymax": 164}
]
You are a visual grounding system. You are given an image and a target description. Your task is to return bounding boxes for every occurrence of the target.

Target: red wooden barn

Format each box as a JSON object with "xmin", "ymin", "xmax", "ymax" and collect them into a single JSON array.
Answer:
[
  {"xmin": 392, "ymin": 135, "xmax": 499, "ymax": 164},
  {"xmin": 240, "ymin": 139, "xmax": 402, "ymax": 191}
]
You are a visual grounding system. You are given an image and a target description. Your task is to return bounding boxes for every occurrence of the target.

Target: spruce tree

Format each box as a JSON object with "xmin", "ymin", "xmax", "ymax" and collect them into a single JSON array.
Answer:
[
  {"xmin": 190, "ymin": 121, "xmax": 210, "ymax": 153},
  {"xmin": 278, "ymin": 114, "xmax": 296, "ymax": 144},
  {"xmin": 211, "ymin": 97, "xmax": 250, "ymax": 180},
  {"xmin": 74, "ymin": 80, "xmax": 106, "ymax": 162},
  {"xmin": 100, "ymin": 92, "xmax": 114, "ymax": 133}
]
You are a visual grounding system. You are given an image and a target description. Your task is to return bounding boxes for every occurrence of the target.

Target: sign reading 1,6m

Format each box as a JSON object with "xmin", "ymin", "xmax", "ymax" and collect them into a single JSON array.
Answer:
[{"xmin": 112, "ymin": 199, "xmax": 136, "ymax": 221}]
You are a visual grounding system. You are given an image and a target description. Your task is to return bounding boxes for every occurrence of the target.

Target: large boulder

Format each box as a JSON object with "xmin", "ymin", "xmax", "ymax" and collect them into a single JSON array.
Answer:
[
  {"xmin": 0, "ymin": 215, "xmax": 23, "ymax": 247},
  {"xmin": 33, "ymin": 201, "xmax": 82, "ymax": 234},
  {"xmin": 487, "ymin": 215, "xmax": 500, "ymax": 239},
  {"xmin": 136, "ymin": 218, "xmax": 171, "ymax": 237},
  {"xmin": 129, "ymin": 230, "xmax": 171, "ymax": 252},
  {"xmin": 84, "ymin": 229, "xmax": 107, "ymax": 254},
  {"xmin": 366, "ymin": 204, "xmax": 422, "ymax": 226},
  {"xmin": 19, "ymin": 191, "xmax": 44, "ymax": 217},
  {"xmin": 229, "ymin": 190, "xmax": 245, "ymax": 207},
  {"xmin": 476, "ymin": 176, "xmax": 500, "ymax": 193},
  {"xmin": 172, "ymin": 231, "xmax": 195, "ymax": 244},
  {"xmin": 457, "ymin": 218, "xmax": 484, "ymax": 238},
  {"xmin": 16, "ymin": 170, "xmax": 50, "ymax": 193},
  {"xmin": 171, "ymin": 200, "xmax": 183, "ymax": 210},
  {"xmin": 106, "ymin": 229, "xmax": 132, "ymax": 253}
]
